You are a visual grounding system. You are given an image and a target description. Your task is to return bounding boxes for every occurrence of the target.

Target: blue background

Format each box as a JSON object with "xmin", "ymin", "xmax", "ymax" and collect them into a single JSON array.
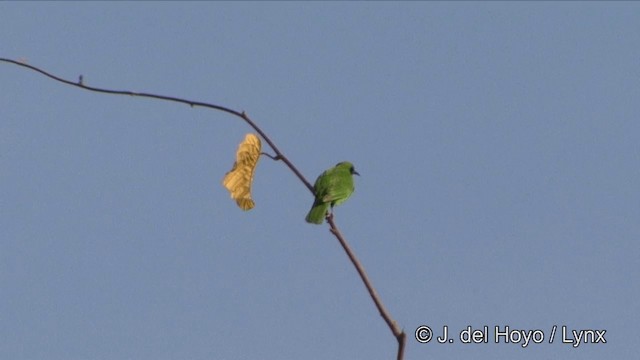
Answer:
[{"xmin": 1, "ymin": 3, "xmax": 638, "ymax": 359}]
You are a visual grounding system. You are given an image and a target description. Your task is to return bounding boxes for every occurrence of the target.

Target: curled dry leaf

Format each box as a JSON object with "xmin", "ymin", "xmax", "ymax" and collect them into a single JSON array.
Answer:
[{"xmin": 222, "ymin": 133, "xmax": 262, "ymax": 210}]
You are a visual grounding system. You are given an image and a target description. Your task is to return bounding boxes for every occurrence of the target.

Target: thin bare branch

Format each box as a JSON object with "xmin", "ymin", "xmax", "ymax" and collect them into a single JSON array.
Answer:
[
  {"xmin": 1, "ymin": 57, "xmax": 404, "ymax": 360},
  {"xmin": 260, "ymin": 152, "xmax": 282, "ymax": 161},
  {"xmin": 0, "ymin": 57, "xmax": 314, "ymax": 193},
  {"xmin": 327, "ymin": 214, "xmax": 406, "ymax": 360}
]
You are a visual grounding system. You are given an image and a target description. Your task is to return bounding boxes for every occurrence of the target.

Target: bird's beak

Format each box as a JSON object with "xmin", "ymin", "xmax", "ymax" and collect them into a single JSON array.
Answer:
[{"xmin": 353, "ymin": 170, "xmax": 360, "ymax": 176}]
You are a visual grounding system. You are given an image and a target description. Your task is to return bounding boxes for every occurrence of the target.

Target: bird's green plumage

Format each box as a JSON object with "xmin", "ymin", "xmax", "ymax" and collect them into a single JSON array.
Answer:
[{"xmin": 305, "ymin": 161, "xmax": 359, "ymax": 224}]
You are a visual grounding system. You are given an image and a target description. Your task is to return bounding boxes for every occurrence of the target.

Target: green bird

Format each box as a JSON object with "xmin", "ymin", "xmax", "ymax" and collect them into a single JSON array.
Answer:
[{"xmin": 305, "ymin": 161, "xmax": 359, "ymax": 224}]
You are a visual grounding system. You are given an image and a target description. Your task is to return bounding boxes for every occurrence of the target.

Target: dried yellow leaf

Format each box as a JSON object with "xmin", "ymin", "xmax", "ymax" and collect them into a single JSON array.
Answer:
[{"xmin": 222, "ymin": 134, "xmax": 262, "ymax": 210}]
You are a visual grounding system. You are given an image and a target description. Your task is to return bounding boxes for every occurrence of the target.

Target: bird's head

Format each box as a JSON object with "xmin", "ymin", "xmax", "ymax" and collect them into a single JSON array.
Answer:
[{"xmin": 336, "ymin": 161, "xmax": 359, "ymax": 176}]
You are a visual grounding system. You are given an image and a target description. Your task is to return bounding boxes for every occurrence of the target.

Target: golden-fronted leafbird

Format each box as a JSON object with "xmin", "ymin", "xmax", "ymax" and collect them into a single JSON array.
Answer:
[{"xmin": 305, "ymin": 161, "xmax": 359, "ymax": 224}]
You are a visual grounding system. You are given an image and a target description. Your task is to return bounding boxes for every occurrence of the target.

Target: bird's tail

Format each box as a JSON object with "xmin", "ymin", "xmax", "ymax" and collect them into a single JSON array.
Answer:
[{"xmin": 305, "ymin": 200, "xmax": 328, "ymax": 224}]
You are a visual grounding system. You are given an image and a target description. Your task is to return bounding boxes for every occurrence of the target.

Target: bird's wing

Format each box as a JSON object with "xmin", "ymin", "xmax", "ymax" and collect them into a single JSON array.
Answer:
[{"xmin": 321, "ymin": 170, "xmax": 353, "ymax": 203}]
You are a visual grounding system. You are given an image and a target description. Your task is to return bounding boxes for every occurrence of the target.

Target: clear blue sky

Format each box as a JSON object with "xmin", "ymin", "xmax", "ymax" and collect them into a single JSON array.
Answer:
[{"xmin": 1, "ymin": 2, "xmax": 638, "ymax": 360}]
